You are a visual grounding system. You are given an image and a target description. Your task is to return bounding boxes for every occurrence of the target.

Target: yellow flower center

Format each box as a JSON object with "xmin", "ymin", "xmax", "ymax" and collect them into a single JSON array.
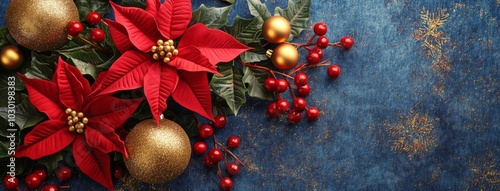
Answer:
[
  {"xmin": 65, "ymin": 108, "xmax": 88, "ymax": 134},
  {"xmin": 151, "ymin": 39, "xmax": 179, "ymax": 63}
]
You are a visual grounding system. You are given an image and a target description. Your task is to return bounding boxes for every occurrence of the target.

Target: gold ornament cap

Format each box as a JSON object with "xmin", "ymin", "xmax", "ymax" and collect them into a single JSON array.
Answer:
[
  {"xmin": 6, "ymin": 0, "xmax": 79, "ymax": 52},
  {"xmin": 0, "ymin": 45, "xmax": 23, "ymax": 70},
  {"xmin": 271, "ymin": 43, "xmax": 299, "ymax": 70},
  {"xmin": 124, "ymin": 119, "xmax": 191, "ymax": 184},
  {"xmin": 262, "ymin": 16, "xmax": 291, "ymax": 44}
]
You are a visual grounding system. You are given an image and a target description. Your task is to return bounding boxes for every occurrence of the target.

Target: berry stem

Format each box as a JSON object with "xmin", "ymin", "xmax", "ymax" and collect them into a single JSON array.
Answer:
[
  {"xmin": 286, "ymin": 78, "xmax": 297, "ymax": 100},
  {"xmin": 99, "ymin": 19, "xmax": 109, "ymax": 27},
  {"xmin": 60, "ymin": 185, "xmax": 70, "ymax": 189},
  {"xmin": 215, "ymin": 142, "xmax": 246, "ymax": 167},
  {"xmin": 239, "ymin": 61, "xmax": 293, "ymax": 80},
  {"xmin": 289, "ymin": 59, "xmax": 331, "ymax": 76},
  {"xmin": 329, "ymin": 42, "xmax": 342, "ymax": 47},
  {"xmin": 73, "ymin": 35, "xmax": 112, "ymax": 56}
]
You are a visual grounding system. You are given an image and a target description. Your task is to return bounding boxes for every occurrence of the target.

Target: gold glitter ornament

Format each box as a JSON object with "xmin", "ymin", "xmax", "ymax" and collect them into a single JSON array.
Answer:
[
  {"xmin": 0, "ymin": 45, "xmax": 23, "ymax": 70},
  {"xmin": 270, "ymin": 43, "xmax": 299, "ymax": 70},
  {"xmin": 262, "ymin": 16, "xmax": 291, "ymax": 44},
  {"xmin": 124, "ymin": 119, "xmax": 191, "ymax": 184},
  {"xmin": 5, "ymin": 0, "xmax": 79, "ymax": 52}
]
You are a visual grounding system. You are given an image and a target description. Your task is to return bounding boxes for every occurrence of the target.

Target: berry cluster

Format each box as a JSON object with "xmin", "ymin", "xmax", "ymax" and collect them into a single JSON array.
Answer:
[
  {"xmin": 66, "ymin": 12, "xmax": 110, "ymax": 55},
  {"xmin": 193, "ymin": 114, "xmax": 244, "ymax": 191},
  {"xmin": 247, "ymin": 22, "xmax": 353, "ymax": 123},
  {"xmin": 3, "ymin": 166, "xmax": 72, "ymax": 191}
]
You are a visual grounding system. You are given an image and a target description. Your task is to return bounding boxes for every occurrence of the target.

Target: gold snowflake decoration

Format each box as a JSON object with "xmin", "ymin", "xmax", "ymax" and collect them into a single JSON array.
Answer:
[
  {"xmin": 468, "ymin": 151, "xmax": 500, "ymax": 191},
  {"xmin": 414, "ymin": 7, "xmax": 450, "ymax": 72},
  {"xmin": 387, "ymin": 110, "xmax": 438, "ymax": 159}
]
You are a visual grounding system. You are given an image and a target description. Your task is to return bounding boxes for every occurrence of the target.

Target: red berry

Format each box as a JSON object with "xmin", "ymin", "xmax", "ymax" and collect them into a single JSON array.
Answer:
[
  {"xmin": 213, "ymin": 114, "xmax": 227, "ymax": 128},
  {"xmin": 226, "ymin": 162, "xmax": 240, "ymax": 176},
  {"xmin": 90, "ymin": 28, "xmax": 105, "ymax": 43},
  {"xmin": 276, "ymin": 99, "xmax": 290, "ymax": 113},
  {"xmin": 287, "ymin": 111, "xmax": 302, "ymax": 124},
  {"xmin": 56, "ymin": 166, "xmax": 72, "ymax": 182},
  {"xmin": 313, "ymin": 22, "xmax": 327, "ymax": 36},
  {"xmin": 67, "ymin": 21, "xmax": 83, "ymax": 36},
  {"xmin": 311, "ymin": 47, "xmax": 324, "ymax": 58},
  {"xmin": 264, "ymin": 78, "xmax": 277, "ymax": 92},
  {"xmin": 316, "ymin": 36, "xmax": 329, "ymax": 49},
  {"xmin": 275, "ymin": 79, "xmax": 288, "ymax": 93},
  {"xmin": 340, "ymin": 36, "xmax": 354, "ymax": 50},
  {"xmin": 113, "ymin": 166, "xmax": 124, "ymax": 179},
  {"xmin": 86, "ymin": 11, "xmax": 102, "ymax": 25},
  {"xmin": 43, "ymin": 184, "xmax": 59, "ymax": 191},
  {"xmin": 327, "ymin": 64, "xmax": 341, "ymax": 78},
  {"xmin": 306, "ymin": 107, "xmax": 320, "ymax": 121},
  {"xmin": 203, "ymin": 155, "xmax": 216, "ymax": 168},
  {"xmin": 292, "ymin": 97, "xmax": 307, "ymax": 112},
  {"xmin": 294, "ymin": 72, "xmax": 308, "ymax": 86},
  {"xmin": 198, "ymin": 124, "xmax": 214, "ymax": 139},
  {"xmin": 25, "ymin": 173, "xmax": 41, "ymax": 189},
  {"xmin": 208, "ymin": 148, "xmax": 223, "ymax": 163},
  {"xmin": 306, "ymin": 51, "xmax": 322, "ymax": 65},
  {"xmin": 3, "ymin": 175, "xmax": 18, "ymax": 190},
  {"xmin": 33, "ymin": 168, "xmax": 47, "ymax": 181},
  {"xmin": 266, "ymin": 102, "xmax": 280, "ymax": 118},
  {"xmin": 193, "ymin": 141, "xmax": 207, "ymax": 155},
  {"xmin": 297, "ymin": 84, "xmax": 311, "ymax": 97},
  {"xmin": 220, "ymin": 177, "xmax": 233, "ymax": 191},
  {"xmin": 227, "ymin": 136, "xmax": 241, "ymax": 149}
]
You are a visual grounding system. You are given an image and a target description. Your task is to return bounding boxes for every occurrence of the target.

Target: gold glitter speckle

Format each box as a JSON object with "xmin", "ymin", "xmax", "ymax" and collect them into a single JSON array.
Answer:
[{"xmin": 468, "ymin": 150, "xmax": 500, "ymax": 191}]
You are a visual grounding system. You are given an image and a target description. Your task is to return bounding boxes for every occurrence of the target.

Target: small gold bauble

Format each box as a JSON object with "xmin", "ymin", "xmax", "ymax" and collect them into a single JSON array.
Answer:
[
  {"xmin": 0, "ymin": 45, "xmax": 23, "ymax": 70},
  {"xmin": 124, "ymin": 119, "xmax": 191, "ymax": 184},
  {"xmin": 6, "ymin": 0, "xmax": 79, "ymax": 52},
  {"xmin": 271, "ymin": 43, "xmax": 299, "ymax": 70},
  {"xmin": 262, "ymin": 16, "xmax": 291, "ymax": 44}
]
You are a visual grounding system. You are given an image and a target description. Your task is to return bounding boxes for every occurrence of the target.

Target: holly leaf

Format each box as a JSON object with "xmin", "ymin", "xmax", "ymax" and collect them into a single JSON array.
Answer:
[
  {"xmin": 0, "ymin": 71, "xmax": 24, "ymax": 107},
  {"xmin": 189, "ymin": 4, "xmax": 233, "ymax": 29},
  {"xmin": 247, "ymin": 0, "xmax": 271, "ymax": 21},
  {"xmin": 0, "ymin": 94, "xmax": 46, "ymax": 130},
  {"xmin": 37, "ymin": 151, "xmax": 65, "ymax": 173},
  {"xmin": 24, "ymin": 52, "xmax": 57, "ymax": 80},
  {"xmin": 224, "ymin": 16, "xmax": 263, "ymax": 45},
  {"xmin": 242, "ymin": 66, "xmax": 275, "ymax": 100},
  {"xmin": 131, "ymin": 102, "xmax": 152, "ymax": 121},
  {"xmin": 71, "ymin": 58, "xmax": 98, "ymax": 79},
  {"xmin": 58, "ymin": 45, "xmax": 105, "ymax": 65},
  {"xmin": 240, "ymin": 42, "xmax": 268, "ymax": 63},
  {"xmin": 163, "ymin": 110, "xmax": 198, "ymax": 138},
  {"xmin": 75, "ymin": 0, "xmax": 109, "ymax": 21},
  {"xmin": 222, "ymin": 0, "xmax": 235, "ymax": 4},
  {"xmin": 0, "ymin": 117, "xmax": 9, "ymax": 138},
  {"xmin": 210, "ymin": 62, "xmax": 246, "ymax": 115},
  {"xmin": 121, "ymin": 0, "xmax": 146, "ymax": 9},
  {"xmin": 0, "ymin": 137, "xmax": 11, "ymax": 158},
  {"xmin": 275, "ymin": 0, "xmax": 311, "ymax": 37}
]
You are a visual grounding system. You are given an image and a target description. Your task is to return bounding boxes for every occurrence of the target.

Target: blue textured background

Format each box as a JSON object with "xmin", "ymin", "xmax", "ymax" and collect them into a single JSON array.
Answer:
[{"xmin": 1, "ymin": 0, "xmax": 500, "ymax": 190}]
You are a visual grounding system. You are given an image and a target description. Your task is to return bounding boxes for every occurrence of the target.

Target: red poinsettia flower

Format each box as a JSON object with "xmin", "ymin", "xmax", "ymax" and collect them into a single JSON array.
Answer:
[
  {"xmin": 15, "ymin": 58, "xmax": 142, "ymax": 191},
  {"xmin": 91, "ymin": 0, "xmax": 250, "ymax": 123}
]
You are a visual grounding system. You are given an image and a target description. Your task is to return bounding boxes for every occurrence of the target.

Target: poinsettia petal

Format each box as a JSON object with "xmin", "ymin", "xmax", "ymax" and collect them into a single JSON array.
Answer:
[
  {"xmin": 145, "ymin": 0, "xmax": 161, "ymax": 16},
  {"xmin": 63, "ymin": 58, "xmax": 92, "ymax": 95},
  {"xmin": 56, "ymin": 58, "xmax": 86, "ymax": 110},
  {"xmin": 72, "ymin": 136, "xmax": 114, "ymax": 191},
  {"xmin": 18, "ymin": 74, "xmax": 65, "ymax": 120},
  {"xmin": 169, "ymin": 46, "xmax": 218, "ymax": 73},
  {"xmin": 106, "ymin": 19, "xmax": 134, "ymax": 54},
  {"xmin": 85, "ymin": 96, "xmax": 143, "ymax": 129},
  {"xmin": 90, "ymin": 50, "xmax": 152, "ymax": 97},
  {"xmin": 144, "ymin": 63, "xmax": 178, "ymax": 124},
  {"xmin": 110, "ymin": 2, "xmax": 162, "ymax": 52},
  {"xmin": 85, "ymin": 125, "xmax": 127, "ymax": 157},
  {"xmin": 156, "ymin": 0, "xmax": 192, "ymax": 39},
  {"xmin": 171, "ymin": 71, "xmax": 214, "ymax": 121},
  {"xmin": 91, "ymin": 71, "xmax": 107, "ymax": 92},
  {"xmin": 178, "ymin": 24, "xmax": 251, "ymax": 65},
  {"xmin": 14, "ymin": 120, "xmax": 74, "ymax": 160}
]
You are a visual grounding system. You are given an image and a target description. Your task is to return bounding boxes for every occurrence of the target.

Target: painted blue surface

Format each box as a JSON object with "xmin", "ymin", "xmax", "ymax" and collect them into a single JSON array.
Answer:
[{"xmin": 1, "ymin": 0, "xmax": 499, "ymax": 190}]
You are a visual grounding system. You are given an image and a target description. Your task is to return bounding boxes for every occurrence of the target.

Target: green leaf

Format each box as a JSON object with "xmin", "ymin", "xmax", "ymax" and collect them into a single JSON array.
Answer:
[
  {"xmin": 0, "ymin": 137, "xmax": 12, "ymax": 158},
  {"xmin": 75, "ymin": 0, "xmax": 109, "ymax": 21},
  {"xmin": 163, "ymin": 111, "xmax": 198, "ymax": 138},
  {"xmin": 24, "ymin": 52, "xmax": 57, "ymax": 80},
  {"xmin": 247, "ymin": 0, "xmax": 272, "ymax": 21},
  {"xmin": 210, "ymin": 62, "xmax": 247, "ymax": 115},
  {"xmin": 275, "ymin": 0, "xmax": 311, "ymax": 37},
  {"xmin": 224, "ymin": 16, "xmax": 263, "ymax": 45},
  {"xmin": 0, "ymin": 71, "xmax": 24, "ymax": 107},
  {"xmin": 37, "ymin": 152, "xmax": 65, "ymax": 173},
  {"xmin": 71, "ymin": 58, "xmax": 98, "ymax": 79},
  {"xmin": 57, "ymin": 45, "xmax": 105, "ymax": 65},
  {"xmin": 240, "ymin": 42, "xmax": 268, "ymax": 63},
  {"xmin": 222, "ymin": 0, "xmax": 235, "ymax": 4},
  {"xmin": 113, "ymin": 152, "xmax": 123, "ymax": 162},
  {"xmin": 190, "ymin": 4, "xmax": 233, "ymax": 29},
  {"xmin": 0, "ymin": 94, "xmax": 46, "ymax": 130},
  {"xmin": 0, "ymin": 117, "xmax": 9, "ymax": 137},
  {"xmin": 131, "ymin": 102, "xmax": 152, "ymax": 121},
  {"xmin": 242, "ymin": 66, "xmax": 275, "ymax": 100},
  {"xmin": 121, "ymin": 0, "xmax": 146, "ymax": 9}
]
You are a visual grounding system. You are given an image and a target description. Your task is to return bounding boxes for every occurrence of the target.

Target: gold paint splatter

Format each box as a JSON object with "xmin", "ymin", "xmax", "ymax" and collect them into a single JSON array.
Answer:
[
  {"xmin": 413, "ymin": 7, "xmax": 451, "ymax": 73},
  {"xmin": 115, "ymin": 175, "xmax": 145, "ymax": 191},
  {"xmin": 468, "ymin": 151, "xmax": 500, "ymax": 190},
  {"xmin": 387, "ymin": 109, "xmax": 438, "ymax": 159}
]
